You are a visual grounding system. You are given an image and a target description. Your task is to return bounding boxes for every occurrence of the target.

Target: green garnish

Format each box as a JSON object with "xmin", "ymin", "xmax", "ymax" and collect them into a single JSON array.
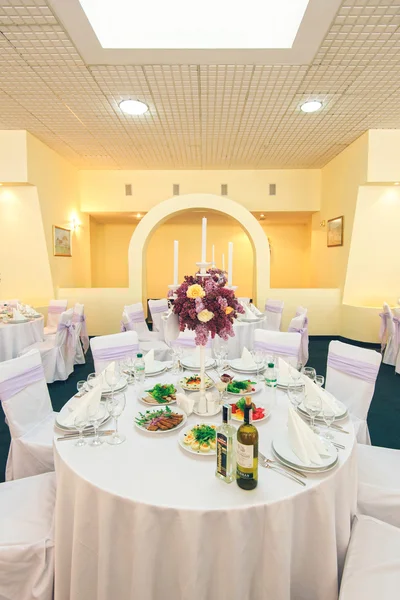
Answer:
[
  {"xmin": 191, "ymin": 424, "xmax": 216, "ymax": 443},
  {"xmin": 227, "ymin": 379, "xmax": 256, "ymax": 394},
  {"xmin": 145, "ymin": 383, "xmax": 176, "ymax": 403},
  {"xmin": 235, "ymin": 397, "xmax": 255, "ymax": 411},
  {"xmin": 135, "ymin": 406, "xmax": 172, "ymax": 426}
]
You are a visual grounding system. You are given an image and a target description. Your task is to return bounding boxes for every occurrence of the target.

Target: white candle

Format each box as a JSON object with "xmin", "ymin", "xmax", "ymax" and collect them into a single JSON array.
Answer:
[
  {"xmin": 201, "ymin": 217, "xmax": 207, "ymax": 263},
  {"xmin": 173, "ymin": 240, "xmax": 179, "ymax": 286},
  {"xmin": 212, "ymin": 245, "xmax": 215, "ymax": 265},
  {"xmin": 228, "ymin": 242, "xmax": 233, "ymax": 286},
  {"xmin": 222, "ymin": 254, "xmax": 225, "ymax": 271}
]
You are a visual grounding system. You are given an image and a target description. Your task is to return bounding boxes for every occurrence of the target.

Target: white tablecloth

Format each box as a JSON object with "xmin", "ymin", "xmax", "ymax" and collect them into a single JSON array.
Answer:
[
  {"xmin": 0, "ymin": 316, "xmax": 44, "ymax": 362},
  {"xmin": 54, "ymin": 374, "xmax": 356, "ymax": 600}
]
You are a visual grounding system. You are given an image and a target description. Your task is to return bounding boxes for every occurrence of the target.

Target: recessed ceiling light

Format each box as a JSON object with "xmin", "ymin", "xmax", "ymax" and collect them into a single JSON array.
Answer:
[
  {"xmin": 394, "ymin": 182, "xmax": 399, "ymax": 186},
  {"xmin": 119, "ymin": 99, "xmax": 149, "ymax": 116},
  {"xmin": 300, "ymin": 100, "xmax": 323, "ymax": 113}
]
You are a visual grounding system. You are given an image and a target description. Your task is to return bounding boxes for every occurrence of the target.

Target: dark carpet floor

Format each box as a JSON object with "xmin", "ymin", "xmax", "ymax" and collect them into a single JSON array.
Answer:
[{"xmin": 1, "ymin": 336, "xmax": 399, "ymax": 482}]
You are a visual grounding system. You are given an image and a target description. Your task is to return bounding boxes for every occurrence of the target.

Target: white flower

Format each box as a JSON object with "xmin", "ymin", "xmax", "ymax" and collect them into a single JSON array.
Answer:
[{"xmin": 197, "ymin": 309, "xmax": 214, "ymax": 323}]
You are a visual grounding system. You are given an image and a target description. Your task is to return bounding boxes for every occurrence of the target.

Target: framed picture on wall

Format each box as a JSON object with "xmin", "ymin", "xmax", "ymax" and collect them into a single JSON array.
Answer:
[
  {"xmin": 53, "ymin": 225, "xmax": 72, "ymax": 257},
  {"xmin": 327, "ymin": 216, "xmax": 344, "ymax": 247}
]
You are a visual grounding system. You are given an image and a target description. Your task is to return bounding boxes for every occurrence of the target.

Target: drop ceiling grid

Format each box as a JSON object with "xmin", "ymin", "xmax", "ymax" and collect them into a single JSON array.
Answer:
[{"xmin": 0, "ymin": 0, "xmax": 399, "ymax": 168}]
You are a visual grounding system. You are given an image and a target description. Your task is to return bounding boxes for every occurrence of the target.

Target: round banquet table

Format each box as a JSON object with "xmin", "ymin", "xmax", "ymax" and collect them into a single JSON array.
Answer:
[
  {"xmin": 54, "ymin": 373, "xmax": 357, "ymax": 600},
  {"xmin": 0, "ymin": 316, "xmax": 44, "ymax": 362}
]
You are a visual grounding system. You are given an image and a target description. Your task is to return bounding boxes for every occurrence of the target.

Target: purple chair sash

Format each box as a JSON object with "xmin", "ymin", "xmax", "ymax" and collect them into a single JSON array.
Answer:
[
  {"xmin": 92, "ymin": 344, "xmax": 140, "ymax": 363},
  {"xmin": 327, "ymin": 352, "xmax": 379, "ymax": 384},
  {"xmin": 288, "ymin": 326, "xmax": 306, "ymax": 335},
  {"xmin": 72, "ymin": 313, "xmax": 89, "ymax": 353},
  {"xmin": 151, "ymin": 304, "xmax": 168, "ymax": 315},
  {"xmin": 253, "ymin": 340, "xmax": 299, "ymax": 357},
  {"xmin": 128, "ymin": 311, "xmax": 145, "ymax": 323},
  {"xmin": 265, "ymin": 302, "xmax": 283, "ymax": 314},
  {"xmin": 48, "ymin": 305, "xmax": 65, "ymax": 314},
  {"xmin": 0, "ymin": 364, "xmax": 45, "ymax": 402}
]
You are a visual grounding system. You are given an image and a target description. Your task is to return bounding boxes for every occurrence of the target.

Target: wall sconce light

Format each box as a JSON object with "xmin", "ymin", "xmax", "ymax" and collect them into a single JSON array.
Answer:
[
  {"xmin": 320, "ymin": 220, "xmax": 326, "ymax": 228},
  {"xmin": 70, "ymin": 217, "xmax": 81, "ymax": 232}
]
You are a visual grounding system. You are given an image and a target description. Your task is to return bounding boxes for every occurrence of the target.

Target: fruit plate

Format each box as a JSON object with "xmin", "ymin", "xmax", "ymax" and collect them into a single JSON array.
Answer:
[
  {"xmin": 178, "ymin": 423, "xmax": 218, "ymax": 455},
  {"xmin": 230, "ymin": 402, "xmax": 270, "ymax": 423}
]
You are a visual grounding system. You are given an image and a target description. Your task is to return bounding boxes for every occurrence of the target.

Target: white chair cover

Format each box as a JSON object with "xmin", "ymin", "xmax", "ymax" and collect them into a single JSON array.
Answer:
[
  {"xmin": 0, "ymin": 349, "xmax": 55, "ymax": 480},
  {"xmin": 0, "ymin": 472, "xmax": 56, "ymax": 600},
  {"xmin": 325, "ymin": 340, "xmax": 381, "ymax": 445},
  {"xmin": 379, "ymin": 302, "xmax": 397, "ymax": 366},
  {"xmin": 339, "ymin": 515, "xmax": 400, "ymax": 600},
  {"xmin": 238, "ymin": 297, "xmax": 251, "ymax": 305},
  {"xmin": 20, "ymin": 308, "xmax": 76, "ymax": 383},
  {"xmin": 357, "ymin": 444, "xmax": 400, "ymax": 528},
  {"xmin": 121, "ymin": 303, "xmax": 170, "ymax": 360},
  {"xmin": 90, "ymin": 331, "xmax": 140, "ymax": 373},
  {"xmin": 72, "ymin": 303, "xmax": 89, "ymax": 365},
  {"xmin": 264, "ymin": 299, "xmax": 284, "ymax": 331},
  {"xmin": 148, "ymin": 298, "xmax": 169, "ymax": 333},
  {"xmin": 393, "ymin": 307, "xmax": 400, "ymax": 375},
  {"xmin": 171, "ymin": 329, "xmax": 212, "ymax": 358},
  {"xmin": 253, "ymin": 329, "xmax": 301, "ymax": 368},
  {"xmin": 288, "ymin": 308, "xmax": 309, "ymax": 366},
  {"xmin": 44, "ymin": 299, "xmax": 68, "ymax": 335}
]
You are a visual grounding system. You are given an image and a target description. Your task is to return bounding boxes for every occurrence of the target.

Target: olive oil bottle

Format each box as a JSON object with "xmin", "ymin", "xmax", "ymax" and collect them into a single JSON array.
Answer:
[{"xmin": 236, "ymin": 397, "xmax": 258, "ymax": 490}]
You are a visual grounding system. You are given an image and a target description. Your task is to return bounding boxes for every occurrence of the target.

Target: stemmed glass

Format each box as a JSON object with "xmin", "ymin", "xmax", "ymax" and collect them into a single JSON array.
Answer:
[
  {"xmin": 322, "ymin": 404, "xmax": 335, "ymax": 440},
  {"xmin": 251, "ymin": 349, "xmax": 265, "ymax": 382},
  {"xmin": 302, "ymin": 367, "xmax": 317, "ymax": 382},
  {"xmin": 289, "ymin": 366, "xmax": 302, "ymax": 384},
  {"xmin": 104, "ymin": 362, "xmax": 122, "ymax": 398},
  {"xmin": 124, "ymin": 354, "xmax": 135, "ymax": 384},
  {"xmin": 87, "ymin": 373, "xmax": 98, "ymax": 388},
  {"xmin": 287, "ymin": 382, "xmax": 305, "ymax": 409},
  {"xmin": 74, "ymin": 413, "xmax": 88, "ymax": 447},
  {"xmin": 315, "ymin": 375, "xmax": 325, "ymax": 388},
  {"xmin": 303, "ymin": 392, "xmax": 322, "ymax": 433},
  {"xmin": 106, "ymin": 392, "xmax": 126, "ymax": 445},
  {"xmin": 87, "ymin": 403, "xmax": 107, "ymax": 446},
  {"xmin": 170, "ymin": 345, "xmax": 183, "ymax": 375},
  {"xmin": 76, "ymin": 380, "xmax": 87, "ymax": 396},
  {"xmin": 214, "ymin": 338, "xmax": 228, "ymax": 373}
]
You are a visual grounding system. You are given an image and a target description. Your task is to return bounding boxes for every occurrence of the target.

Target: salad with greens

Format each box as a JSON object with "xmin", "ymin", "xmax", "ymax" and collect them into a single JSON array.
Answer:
[
  {"xmin": 143, "ymin": 383, "xmax": 176, "ymax": 405},
  {"xmin": 226, "ymin": 379, "xmax": 257, "ymax": 395}
]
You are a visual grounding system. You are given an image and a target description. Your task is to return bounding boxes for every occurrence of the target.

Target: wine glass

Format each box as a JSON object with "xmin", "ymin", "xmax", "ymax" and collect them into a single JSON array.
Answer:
[
  {"xmin": 215, "ymin": 379, "xmax": 228, "ymax": 404},
  {"xmin": 322, "ymin": 404, "xmax": 335, "ymax": 440},
  {"xmin": 104, "ymin": 362, "xmax": 121, "ymax": 399},
  {"xmin": 251, "ymin": 349, "xmax": 265, "ymax": 382},
  {"xmin": 77, "ymin": 380, "xmax": 87, "ymax": 395},
  {"xmin": 74, "ymin": 413, "xmax": 88, "ymax": 447},
  {"xmin": 287, "ymin": 382, "xmax": 305, "ymax": 409},
  {"xmin": 87, "ymin": 403, "xmax": 107, "ymax": 446},
  {"xmin": 87, "ymin": 373, "xmax": 98, "ymax": 388},
  {"xmin": 315, "ymin": 375, "xmax": 325, "ymax": 388},
  {"xmin": 106, "ymin": 392, "xmax": 126, "ymax": 445},
  {"xmin": 302, "ymin": 367, "xmax": 316, "ymax": 382},
  {"xmin": 289, "ymin": 366, "xmax": 302, "ymax": 384},
  {"xmin": 124, "ymin": 354, "xmax": 135, "ymax": 384},
  {"xmin": 303, "ymin": 392, "xmax": 322, "ymax": 433}
]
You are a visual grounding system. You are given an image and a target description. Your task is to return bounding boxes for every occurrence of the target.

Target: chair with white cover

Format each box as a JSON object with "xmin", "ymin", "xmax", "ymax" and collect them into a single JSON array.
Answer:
[
  {"xmin": 0, "ymin": 349, "xmax": 56, "ymax": 480},
  {"xmin": 121, "ymin": 302, "xmax": 170, "ymax": 361},
  {"xmin": 288, "ymin": 307, "xmax": 309, "ymax": 366},
  {"xmin": 90, "ymin": 331, "xmax": 140, "ymax": 373},
  {"xmin": 264, "ymin": 299, "xmax": 284, "ymax": 331},
  {"xmin": 325, "ymin": 340, "xmax": 381, "ymax": 444},
  {"xmin": 44, "ymin": 299, "xmax": 68, "ymax": 335},
  {"xmin": 238, "ymin": 297, "xmax": 251, "ymax": 305},
  {"xmin": 0, "ymin": 471, "xmax": 56, "ymax": 600},
  {"xmin": 339, "ymin": 515, "xmax": 400, "ymax": 600},
  {"xmin": 20, "ymin": 308, "xmax": 76, "ymax": 383},
  {"xmin": 253, "ymin": 329, "xmax": 301, "ymax": 368},
  {"xmin": 148, "ymin": 298, "xmax": 169, "ymax": 332},
  {"xmin": 357, "ymin": 444, "xmax": 400, "ymax": 528},
  {"xmin": 1, "ymin": 298, "xmax": 19, "ymax": 308},
  {"xmin": 72, "ymin": 302, "xmax": 89, "ymax": 365},
  {"xmin": 379, "ymin": 302, "xmax": 397, "ymax": 366}
]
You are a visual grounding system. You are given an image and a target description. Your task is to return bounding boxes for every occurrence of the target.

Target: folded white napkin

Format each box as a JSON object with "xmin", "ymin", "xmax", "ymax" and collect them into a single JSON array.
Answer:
[
  {"xmin": 60, "ymin": 384, "xmax": 102, "ymax": 427},
  {"xmin": 250, "ymin": 303, "xmax": 263, "ymax": 317},
  {"xmin": 12, "ymin": 308, "xmax": 25, "ymax": 321},
  {"xmin": 240, "ymin": 302, "xmax": 258, "ymax": 321},
  {"xmin": 241, "ymin": 347, "xmax": 256, "ymax": 368},
  {"xmin": 144, "ymin": 349, "xmax": 155, "ymax": 370},
  {"xmin": 176, "ymin": 392, "xmax": 194, "ymax": 415},
  {"xmin": 287, "ymin": 405, "xmax": 327, "ymax": 466},
  {"xmin": 302, "ymin": 375, "xmax": 343, "ymax": 417}
]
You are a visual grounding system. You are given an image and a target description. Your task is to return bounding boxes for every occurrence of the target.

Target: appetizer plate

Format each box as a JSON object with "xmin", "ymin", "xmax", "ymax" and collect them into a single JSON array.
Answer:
[
  {"xmin": 178, "ymin": 423, "xmax": 218, "ymax": 456},
  {"xmin": 179, "ymin": 375, "xmax": 214, "ymax": 391},
  {"xmin": 272, "ymin": 431, "xmax": 338, "ymax": 472},
  {"xmin": 297, "ymin": 397, "xmax": 348, "ymax": 421},
  {"xmin": 180, "ymin": 356, "xmax": 216, "ymax": 371},
  {"xmin": 55, "ymin": 403, "xmax": 111, "ymax": 431},
  {"xmin": 140, "ymin": 383, "xmax": 177, "ymax": 406},
  {"xmin": 226, "ymin": 380, "xmax": 261, "ymax": 396},
  {"xmin": 134, "ymin": 406, "xmax": 187, "ymax": 434},
  {"xmin": 230, "ymin": 402, "xmax": 270, "ymax": 423}
]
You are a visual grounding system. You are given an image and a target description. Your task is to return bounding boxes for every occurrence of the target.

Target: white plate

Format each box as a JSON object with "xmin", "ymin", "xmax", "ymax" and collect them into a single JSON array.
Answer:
[
  {"xmin": 55, "ymin": 402, "xmax": 111, "ymax": 431},
  {"xmin": 179, "ymin": 376, "xmax": 214, "ymax": 391},
  {"xmin": 229, "ymin": 402, "xmax": 270, "ymax": 423},
  {"xmin": 178, "ymin": 423, "xmax": 218, "ymax": 455},
  {"xmin": 145, "ymin": 361, "xmax": 168, "ymax": 375},
  {"xmin": 237, "ymin": 317, "xmax": 265, "ymax": 323},
  {"xmin": 180, "ymin": 356, "xmax": 216, "ymax": 370},
  {"xmin": 7, "ymin": 318, "xmax": 30, "ymax": 324},
  {"xmin": 271, "ymin": 448, "xmax": 339, "ymax": 473},
  {"xmin": 140, "ymin": 384, "xmax": 177, "ymax": 406},
  {"xmin": 226, "ymin": 379, "xmax": 260, "ymax": 396},
  {"xmin": 230, "ymin": 359, "xmax": 259, "ymax": 373},
  {"xmin": 134, "ymin": 406, "xmax": 187, "ymax": 434},
  {"xmin": 272, "ymin": 431, "xmax": 338, "ymax": 471},
  {"xmin": 297, "ymin": 398, "xmax": 348, "ymax": 421}
]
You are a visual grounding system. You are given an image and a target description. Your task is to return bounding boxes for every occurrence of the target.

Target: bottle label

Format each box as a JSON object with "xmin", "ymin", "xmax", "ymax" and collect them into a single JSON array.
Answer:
[
  {"xmin": 236, "ymin": 441, "xmax": 253, "ymax": 469},
  {"xmin": 216, "ymin": 433, "xmax": 227, "ymax": 477}
]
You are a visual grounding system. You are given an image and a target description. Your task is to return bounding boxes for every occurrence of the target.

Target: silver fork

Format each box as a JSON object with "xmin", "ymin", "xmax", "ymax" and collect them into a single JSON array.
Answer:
[
  {"xmin": 260, "ymin": 459, "xmax": 306, "ymax": 486},
  {"xmin": 259, "ymin": 451, "xmax": 307, "ymax": 479}
]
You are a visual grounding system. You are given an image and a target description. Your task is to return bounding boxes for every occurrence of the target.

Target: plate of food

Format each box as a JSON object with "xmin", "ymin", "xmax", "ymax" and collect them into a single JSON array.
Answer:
[
  {"xmin": 179, "ymin": 374, "xmax": 214, "ymax": 391},
  {"xmin": 141, "ymin": 383, "xmax": 177, "ymax": 406},
  {"xmin": 230, "ymin": 397, "xmax": 269, "ymax": 422},
  {"xmin": 226, "ymin": 379, "xmax": 260, "ymax": 396},
  {"xmin": 134, "ymin": 406, "xmax": 187, "ymax": 433},
  {"xmin": 179, "ymin": 423, "xmax": 217, "ymax": 455}
]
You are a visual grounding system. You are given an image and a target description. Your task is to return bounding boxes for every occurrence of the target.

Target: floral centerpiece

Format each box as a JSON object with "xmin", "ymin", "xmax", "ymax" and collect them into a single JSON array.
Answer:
[{"xmin": 172, "ymin": 269, "xmax": 244, "ymax": 345}]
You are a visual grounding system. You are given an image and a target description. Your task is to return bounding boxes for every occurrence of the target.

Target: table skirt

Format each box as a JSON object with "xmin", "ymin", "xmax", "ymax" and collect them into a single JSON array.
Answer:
[{"xmin": 0, "ymin": 317, "xmax": 44, "ymax": 362}]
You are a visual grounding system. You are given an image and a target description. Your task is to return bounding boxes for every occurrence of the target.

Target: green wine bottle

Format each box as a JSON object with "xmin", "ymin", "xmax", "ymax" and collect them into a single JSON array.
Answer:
[{"xmin": 236, "ymin": 397, "xmax": 258, "ymax": 490}]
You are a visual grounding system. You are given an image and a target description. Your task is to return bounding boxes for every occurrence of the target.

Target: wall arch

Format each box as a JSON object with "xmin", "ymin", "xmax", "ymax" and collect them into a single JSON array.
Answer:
[{"xmin": 128, "ymin": 193, "xmax": 270, "ymax": 307}]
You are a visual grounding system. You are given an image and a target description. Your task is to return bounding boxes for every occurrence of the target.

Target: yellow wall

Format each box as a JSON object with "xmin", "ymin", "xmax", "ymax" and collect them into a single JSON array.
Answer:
[
  {"xmin": 0, "ymin": 130, "xmax": 27, "ymax": 183},
  {"xmin": 90, "ymin": 219, "xmax": 137, "ymax": 288},
  {"xmin": 367, "ymin": 130, "xmax": 400, "ymax": 183},
  {"xmin": 26, "ymin": 133, "xmax": 91, "ymax": 290},
  {"xmin": 80, "ymin": 169, "xmax": 321, "ymax": 213}
]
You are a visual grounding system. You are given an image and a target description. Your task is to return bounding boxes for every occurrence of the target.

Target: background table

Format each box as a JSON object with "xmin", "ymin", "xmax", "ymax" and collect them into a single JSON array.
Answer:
[
  {"xmin": 54, "ymin": 373, "xmax": 356, "ymax": 600},
  {"xmin": 0, "ymin": 316, "xmax": 44, "ymax": 362}
]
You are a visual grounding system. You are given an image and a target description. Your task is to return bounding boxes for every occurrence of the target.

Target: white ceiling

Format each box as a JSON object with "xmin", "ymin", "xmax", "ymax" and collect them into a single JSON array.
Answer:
[{"xmin": 0, "ymin": 0, "xmax": 399, "ymax": 170}]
